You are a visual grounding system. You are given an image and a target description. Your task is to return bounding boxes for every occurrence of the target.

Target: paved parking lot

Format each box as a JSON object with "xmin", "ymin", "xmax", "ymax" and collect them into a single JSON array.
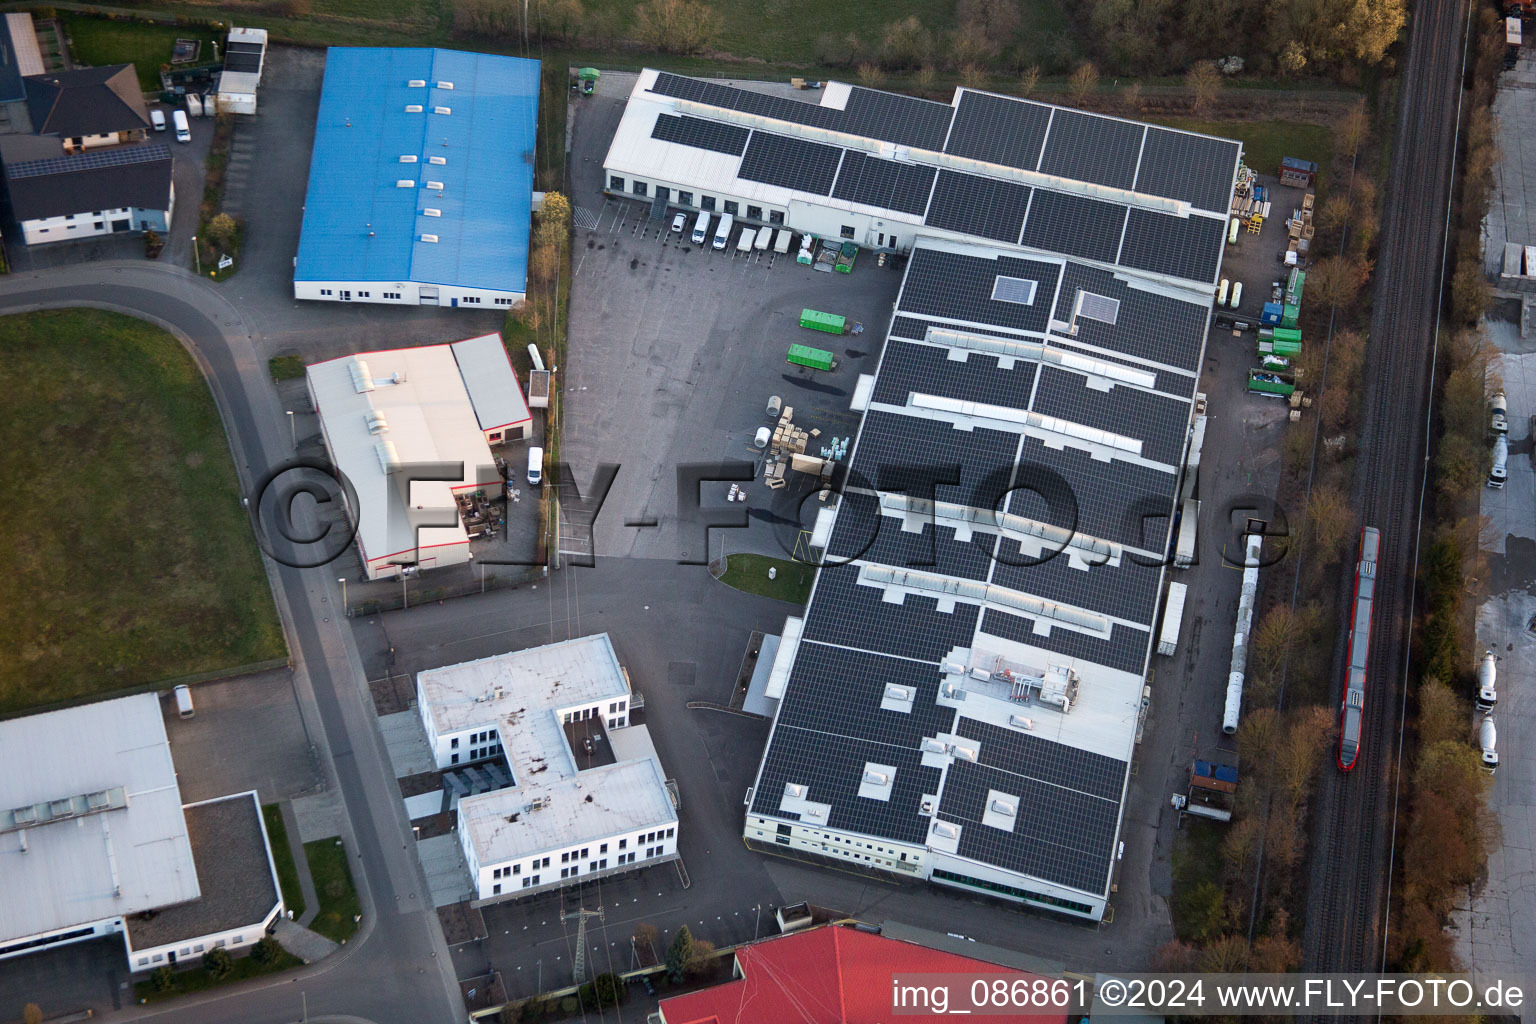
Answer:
[{"xmin": 162, "ymin": 667, "xmax": 323, "ymax": 805}]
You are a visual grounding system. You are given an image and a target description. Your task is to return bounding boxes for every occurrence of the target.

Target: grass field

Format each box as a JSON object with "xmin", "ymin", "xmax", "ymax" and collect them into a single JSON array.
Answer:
[
  {"xmin": 63, "ymin": 15, "xmax": 221, "ymax": 91},
  {"xmin": 718, "ymin": 554, "xmax": 815, "ymax": 605},
  {"xmin": 304, "ymin": 838, "xmax": 361, "ymax": 943},
  {"xmin": 262, "ymin": 803, "xmax": 307, "ymax": 920},
  {"xmin": 0, "ymin": 311, "xmax": 285, "ymax": 716},
  {"xmin": 1151, "ymin": 117, "xmax": 1334, "ymax": 199}
]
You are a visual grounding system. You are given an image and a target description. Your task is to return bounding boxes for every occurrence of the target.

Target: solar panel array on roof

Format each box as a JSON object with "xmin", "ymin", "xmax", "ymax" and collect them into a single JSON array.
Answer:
[
  {"xmin": 1118, "ymin": 208, "xmax": 1226, "ymax": 283},
  {"xmin": 650, "ymin": 113, "xmax": 749, "ymax": 156},
  {"xmin": 223, "ymin": 41, "xmax": 264, "ymax": 73},
  {"xmin": 871, "ymin": 339, "xmax": 1038, "ymax": 411},
  {"xmin": 1134, "ymin": 127, "xmax": 1242, "ymax": 213},
  {"xmin": 650, "ymin": 72, "xmax": 953, "ymax": 150},
  {"xmin": 943, "ymin": 90, "xmax": 1052, "ymax": 170},
  {"xmin": 1037, "ymin": 109, "xmax": 1143, "ymax": 190},
  {"xmin": 896, "ymin": 248, "xmax": 1058, "ymax": 331},
  {"xmin": 831, "ymin": 151, "xmax": 935, "ymax": 216},
  {"xmin": 1019, "ymin": 189, "xmax": 1125, "ymax": 264},
  {"xmin": 8, "ymin": 141, "xmax": 169, "ymax": 178},
  {"xmin": 738, "ymin": 131, "xmax": 842, "ymax": 194},
  {"xmin": 925, "ymin": 170, "xmax": 1031, "ymax": 243}
]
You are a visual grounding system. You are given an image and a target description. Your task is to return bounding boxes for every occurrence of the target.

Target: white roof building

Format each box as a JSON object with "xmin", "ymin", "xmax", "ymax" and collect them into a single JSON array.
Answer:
[
  {"xmin": 0, "ymin": 694, "xmax": 198, "ymax": 957},
  {"xmin": 307, "ymin": 334, "xmax": 531, "ymax": 579},
  {"xmin": 215, "ymin": 26, "xmax": 267, "ymax": 115},
  {"xmin": 416, "ymin": 635, "xmax": 679, "ymax": 903}
]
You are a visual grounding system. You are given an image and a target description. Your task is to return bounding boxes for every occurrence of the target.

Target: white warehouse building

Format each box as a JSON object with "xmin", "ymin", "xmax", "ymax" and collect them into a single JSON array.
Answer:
[
  {"xmin": 416, "ymin": 634, "xmax": 679, "ymax": 904},
  {"xmin": 307, "ymin": 333, "xmax": 532, "ymax": 580}
]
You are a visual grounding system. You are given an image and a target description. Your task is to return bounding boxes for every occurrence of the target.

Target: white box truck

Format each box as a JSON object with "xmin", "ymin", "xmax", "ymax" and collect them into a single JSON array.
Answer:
[
  {"xmin": 754, "ymin": 226, "xmax": 771, "ymax": 251},
  {"xmin": 1157, "ymin": 582, "xmax": 1188, "ymax": 656},
  {"xmin": 737, "ymin": 227, "xmax": 756, "ymax": 252},
  {"xmin": 774, "ymin": 229, "xmax": 793, "ymax": 254},
  {"xmin": 1174, "ymin": 497, "xmax": 1199, "ymax": 568}
]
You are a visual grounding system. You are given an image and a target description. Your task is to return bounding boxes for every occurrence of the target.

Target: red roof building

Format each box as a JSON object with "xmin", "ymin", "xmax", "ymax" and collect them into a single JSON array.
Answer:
[{"xmin": 656, "ymin": 925, "xmax": 1070, "ymax": 1024}]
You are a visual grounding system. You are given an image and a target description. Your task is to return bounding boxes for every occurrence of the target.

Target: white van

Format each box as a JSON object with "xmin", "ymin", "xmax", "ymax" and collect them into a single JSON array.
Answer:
[
  {"xmin": 172, "ymin": 109, "xmax": 191, "ymax": 142},
  {"xmin": 174, "ymin": 685, "xmax": 195, "ymax": 719},
  {"xmin": 1489, "ymin": 433, "xmax": 1508, "ymax": 488},
  {"xmin": 527, "ymin": 446, "xmax": 544, "ymax": 486},
  {"xmin": 712, "ymin": 213, "xmax": 735, "ymax": 250},
  {"xmin": 736, "ymin": 227, "xmax": 756, "ymax": 252},
  {"xmin": 691, "ymin": 211, "xmax": 711, "ymax": 245},
  {"xmin": 150, "ymin": 108, "xmax": 166, "ymax": 132}
]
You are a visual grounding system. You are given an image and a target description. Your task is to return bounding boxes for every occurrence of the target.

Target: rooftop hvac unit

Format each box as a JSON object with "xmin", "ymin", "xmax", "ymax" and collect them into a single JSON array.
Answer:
[
  {"xmin": 392, "ymin": 371, "xmax": 407, "ymax": 384},
  {"xmin": 405, "ymin": 104, "xmax": 424, "ymax": 113},
  {"xmin": 365, "ymin": 410, "xmax": 389, "ymax": 434},
  {"xmin": 862, "ymin": 771, "xmax": 890, "ymax": 786},
  {"xmin": 396, "ymin": 179, "xmax": 416, "ymax": 188},
  {"xmin": 493, "ymin": 685, "xmax": 504, "ymax": 700},
  {"xmin": 420, "ymin": 233, "xmax": 439, "ymax": 243},
  {"xmin": 433, "ymin": 106, "xmax": 452, "ymax": 115},
  {"xmin": 951, "ymin": 744, "xmax": 978, "ymax": 762},
  {"xmin": 407, "ymin": 79, "xmax": 427, "ymax": 87},
  {"xmin": 429, "ymin": 155, "xmax": 447, "ymax": 165},
  {"xmin": 1008, "ymin": 715, "xmax": 1034, "ymax": 730},
  {"xmin": 399, "ymin": 154, "xmax": 418, "ymax": 163},
  {"xmin": 784, "ymin": 783, "xmax": 806, "ymax": 799},
  {"xmin": 920, "ymin": 796, "xmax": 937, "ymax": 814},
  {"xmin": 436, "ymin": 80, "xmax": 455, "ymax": 89},
  {"xmin": 921, "ymin": 738, "xmax": 947, "ymax": 754},
  {"xmin": 990, "ymin": 798, "xmax": 1017, "ymax": 817},
  {"xmin": 425, "ymin": 180, "xmax": 444, "ymax": 191},
  {"xmin": 374, "ymin": 439, "xmax": 400, "ymax": 473},
  {"xmin": 884, "ymin": 684, "xmax": 913, "ymax": 702},
  {"xmin": 348, "ymin": 358, "xmax": 373, "ymax": 393},
  {"xmin": 423, "ymin": 208, "xmax": 442, "ymax": 217},
  {"xmin": 931, "ymin": 821, "xmax": 958, "ymax": 839}
]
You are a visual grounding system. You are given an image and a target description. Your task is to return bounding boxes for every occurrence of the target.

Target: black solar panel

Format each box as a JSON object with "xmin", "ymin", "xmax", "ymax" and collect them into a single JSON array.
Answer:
[
  {"xmin": 896, "ymin": 248, "xmax": 1058, "ymax": 333},
  {"xmin": 738, "ymin": 132, "xmax": 842, "ymax": 194},
  {"xmin": 979, "ymin": 608, "xmax": 1151, "ymax": 675},
  {"xmin": 925, "ymin": 170, "xmax": 1031, "ymax": 243},
  {"xmin": 1030, "ymin": 365, "xmax": 1187, "ymax": 467},
  {"xmin": 850, "ymin": 410, "xmax": 1020, "ymax": 510},
  {"xmin": 1135, "ymin": 127, "xmax": 1241, "ymax": 213},
  {"xmin": 1019, "ymin": 189, "xmax": 1125, "ymax": 264},
  {"xmin": 650, "ymin": 113, "xmax": 749, "ymax": 156},
  {"xmin": 872, "ymin": 339, "xmax": 1038, "ymax": 412},
  {"xmin": 1118, "ymin": 209, "xmax": 1226, "ymax": 283},
  {"xmin": 944, "ymin": 90, "xmax": 1052, "ymax": 170},
  {"xmin": 937, "ymin": 759, "xmax": 1119, "ymax": 893},
  {"xmin": 990, "ymin": 544, "xmax": 1165, "ymax": 624},
  {"xmin": 802, "ymin": 566, "xmax": 981, "ymax": 663},
  {"xmin": 1051, "ymin": 263, "xmax": 1209, "ymax": 373},
  {"xmin": 831, "ymin": 151, "xmax": 935, "ymax": 216},
  {"xmin": 1038, "ymin": 109, "xmax": 1143, "ymax": 190},
  {"xmin": 8, "ymin": 143, "xmax": 171, "ymax": 179},
  {"xmin": 859, "ymin": 517, "xmax": 997, "ymax": 582},
  {"xmin": 650, "ymin": 72, "xmax": 952, "ymax": 150},
  {"xmin": 956, "ymin": 719, "xmax": 1129, "ymax": 802},
  {"xmin": 1010, "ymin": 435, "xmax": 1177, "ymax": 551},
  {"xmin": 777, "ymin": 643, "xmax": 957, "ymax": 747},
  {"xmin": 226, "ymin": 41, "xmax": 264, "ymax": 53},
  {"xmin": 224, "ymin": 52, "xmax": 263, "ymax": 73}
]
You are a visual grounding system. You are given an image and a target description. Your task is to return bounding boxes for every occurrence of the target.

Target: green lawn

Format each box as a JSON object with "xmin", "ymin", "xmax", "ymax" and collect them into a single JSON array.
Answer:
[
  {"xmin": 133, "ymin": 944, "xmax": 302, "ymax": 1003},
  {"xmin": 718, "ymin": 554, "xmax": 816, "ymax": 604},
  {"xmin": 304, "ymin": 838, "xmax": 361, "ymax": 943},
  {"xmin": 0, "ymin": 311, "xmax": 285, "ymax": 716},
  {"xmin": 262, "ymin": 804, "xmax": 307, "ymax": 920},
  {"xmin": 1150, "ymin": 117, "xmax": 1334, "ymax": 200},
  {"xmin": 63, "ymin": 15, "xmax": 221, "ymax": 92},
  {"xmin": 268, "ymin": 355, "xmax": 306, "ymax": 381}
]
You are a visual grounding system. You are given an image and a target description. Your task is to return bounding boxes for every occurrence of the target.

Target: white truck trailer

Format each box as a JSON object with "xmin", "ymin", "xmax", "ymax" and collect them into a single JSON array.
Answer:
[{"xmin": 1157, "ymin": 582, "xmax": 1188, "ymax": 656}]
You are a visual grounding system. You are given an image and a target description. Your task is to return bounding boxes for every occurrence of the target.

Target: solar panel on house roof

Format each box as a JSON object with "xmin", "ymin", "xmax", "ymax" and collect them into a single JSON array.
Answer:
[
  {"xmin": 924, "ymin": 170, "xmax": 1031, "ymax": 243},
  {"xmin": 1037, "ymin": 109, "xmax": 1143, "ymax": 189},
  {"xmin": 224, "ymin": 50, "xmax": 263, "ymax": 73},
  {"xmin": 737, "ymin": 131, "xmax": 842, "ymax": 194},
  {"xmin": 943, "ymin": 90, "xmax": 1052, "ymax": 170},
  {"xmin": 830, "ymin": 150, "xmax": 935, "ymax": 216},
  {"xmin": 1117, "ymin": 209, "xmax": 1225, "ymax": 282},
  {"xmin": 650, "ymin": 113, "xmax": 749, "ymax": 156},
  {"xmin": 8, "ymin": 142, "xmax": 170, "ymax": 178},
  {"xmin": 1019, "ymin": 189, "xmax": 1125, "ymax": 264},
  {"xmin": 1134, "ymin": 127, "xmax": 1241, "ymax": 213}
]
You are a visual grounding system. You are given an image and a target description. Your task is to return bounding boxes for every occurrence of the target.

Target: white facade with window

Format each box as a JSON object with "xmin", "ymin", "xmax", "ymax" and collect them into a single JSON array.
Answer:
[
  {"xmin": 21, "ymin": 193, "xmax": 172, "ymax": 246},
  {"xmin": 416, "ymin": 634, "xmax": 679, "ymax": 904},
  {"xmin": 293, "ymin": 280, "xmax": 522, "ymax": 309}
]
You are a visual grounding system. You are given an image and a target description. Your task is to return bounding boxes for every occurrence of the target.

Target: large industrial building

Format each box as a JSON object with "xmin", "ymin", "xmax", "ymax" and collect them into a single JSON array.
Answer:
[
  {"xmin": 307, "ymin": 333, "xmax": 531, "ymax": 579},
  {"xmin": 293, "ymin": 47, "xmax": 540, "ymax": 308},
  {"xmin": 602, "ymin": 71, "xmax": 1238, "ymax": 920},
  {"xmin": 0, "ymin": 695, "xmax": 284, "ymax": 971},
  {"xmin": 415, "ymin": 634, "xmax": 678, "ymax": 904}
]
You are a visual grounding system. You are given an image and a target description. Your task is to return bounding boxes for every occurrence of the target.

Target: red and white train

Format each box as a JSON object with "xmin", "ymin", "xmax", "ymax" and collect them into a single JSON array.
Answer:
[{"xmin": 1338, "ymin": 526, "xmax": 1380, "ymax": 772}]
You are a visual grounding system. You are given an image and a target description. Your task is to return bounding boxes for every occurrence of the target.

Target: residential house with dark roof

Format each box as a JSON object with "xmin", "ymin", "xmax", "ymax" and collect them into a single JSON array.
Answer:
[
  {"xmin": 24, "ymin": 64, "xmax": 150, "ymax": 151},
  {"xmin": 0, "ymin": 135, "xmax": 173, "ymax": 245}
]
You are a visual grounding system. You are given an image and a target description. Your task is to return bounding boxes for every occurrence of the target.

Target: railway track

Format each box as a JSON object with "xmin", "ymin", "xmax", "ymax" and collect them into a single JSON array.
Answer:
[{"xmin": 1299, "ymin": 0, "xmax": 1470, "ymax": 991}]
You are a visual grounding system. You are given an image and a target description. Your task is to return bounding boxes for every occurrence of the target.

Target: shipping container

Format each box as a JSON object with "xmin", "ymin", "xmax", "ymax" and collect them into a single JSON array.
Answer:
[
  {"xmin": 1272, "ymin": 326, "xmax": 1303, "ymax": 345},
  {"xmin": 1261, "ymin": 301, "xmax": 1284, "ymax": 325},
  {"xmin": 1258, "ymin": 337, "xmax": 1302, "ymax": 357},
  {"xmin": 1285, "ymin": 267, "xmax": 1306, "ymax": 307},
  {"xmin": 1279, "ymin": 156, "xmax": 1317, "ymax": 187},
  {"xmin": 1280, "ymin": 303, "xmax": 1300, "ymax": 328},
  {"xmin": 1192, "ymin": 760, "xmax": 1240, "ymax": 794},
  {"xmin": 1157, "ymin": 581, "xmax": 1188, "ymax": 655},
  {"xmin": 799, "ymin": 309, "xmax": 846, "ymax": 334},
  {"xmin": 1248, "ymin": 370, "xmax": 1295, "ymax": 397},
  {"xmin": 787, "ymin": 344, "xmax": 835, "ymax": 371}
]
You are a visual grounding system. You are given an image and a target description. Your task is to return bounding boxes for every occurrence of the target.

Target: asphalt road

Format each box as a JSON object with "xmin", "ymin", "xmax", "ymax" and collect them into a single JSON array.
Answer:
[{"xmin": 0, "ymin": 262, "xmax": 464, "ymax": 1024}]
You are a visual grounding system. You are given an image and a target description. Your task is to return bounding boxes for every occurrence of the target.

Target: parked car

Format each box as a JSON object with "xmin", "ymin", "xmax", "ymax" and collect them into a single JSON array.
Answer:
[
  {"xmin": 670, "ymin": 211, "xmax": 687, "ymax": 234},
  {"xmin": 150, "ymin": 108, "xmax": 166, "ymax": 132}
]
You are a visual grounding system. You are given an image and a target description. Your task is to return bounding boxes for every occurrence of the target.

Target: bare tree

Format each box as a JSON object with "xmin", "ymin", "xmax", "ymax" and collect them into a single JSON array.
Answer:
[
  {"xmin": 957, "ymin": 0, "xmax": 1021, "ymax": 41},
  {"xmin": 632, "ymin": 0, "xmax": 722, "ymax": 55},
  {"xmin": 24, "ymin": 1006, "xmax": 43, "ymax": 1024},
  {"xmin": 914, "ymin": 64, "xmax": 937, "ymax": 95},
  {"xmin": 1185, "ymin": 59, "xmax": 1222, "ymax": 114},
  {"xmin": 879, "ymin": 15, "xmax": 931, "ymax": 70},
  {"xmin": 1251, "ymin": 604, "xmax": 1305, "ymax": 679},
  {"xmin": 1120, "ymin": 80, "xmax": 1143, "ymax": 114},
  {"xmin": 1337, "ymin": 98, "xmax": 1370, "ymax": 156},
  {"xmin": 1304, "ymin": 485, "xmax": 1355, "ymax": 565},
  {"xmin": 856, "ymin": 62, "xmax": 885, "ymax": 88},
  {"xmin": 1067, "ymin": 62, "xmax": 1098, "ymax": 106},
  {"xmin": 959, "ymin": 62, "xmax": 987, "ymax": 89},
  {"xmin": 1277, "ymin": 39, "xmax": 1306, "ymax": 76},
  {"xmin": 1018, "ymin": 64, "xmax": 1040, "ymax": 95}
]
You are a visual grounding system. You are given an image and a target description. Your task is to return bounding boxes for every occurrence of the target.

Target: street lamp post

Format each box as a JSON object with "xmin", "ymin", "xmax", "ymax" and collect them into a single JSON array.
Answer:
[
  {"xmin": 402, "ymin": 571, "xmax": 408, "ymax": 611},
  {"xmin": 191, "ymin": 235, "xmax": 200, "ymax": 275},
  {"xmin": 287, "ymin": 409, "xmax": 296, "ymax": 448},
  {"xmin": 338, "ymin": 577, "xmax": 348, "ymax": 616}
]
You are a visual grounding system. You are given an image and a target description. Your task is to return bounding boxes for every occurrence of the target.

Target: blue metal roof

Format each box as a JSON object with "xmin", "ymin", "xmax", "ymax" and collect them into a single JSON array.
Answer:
[{"xmin": 294, "ymin": 48, "xmax": 540, "ymax": 293}]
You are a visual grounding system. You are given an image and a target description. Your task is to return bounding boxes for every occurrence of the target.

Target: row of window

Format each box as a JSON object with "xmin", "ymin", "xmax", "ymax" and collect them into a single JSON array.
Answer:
[
  {"xmin": 605, "ymin": 177, "xmax": 785, "ymax": 225},
  {"xmin": 930, "ymin": 868, "xmax": 1096, "ymax": 915},
  {"xmin": 485, "ymin": 828, "xmax": 674, "ymax": 885},
  {"xmin": 134, "ymin": 934, "xmax": 240, "ymax": 967}
]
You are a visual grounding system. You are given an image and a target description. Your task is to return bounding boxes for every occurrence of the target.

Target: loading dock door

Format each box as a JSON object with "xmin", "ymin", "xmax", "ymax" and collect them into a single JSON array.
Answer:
[{"xmin": 419, "ymin": 286, "xmax": 439, "ymax": 306}]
